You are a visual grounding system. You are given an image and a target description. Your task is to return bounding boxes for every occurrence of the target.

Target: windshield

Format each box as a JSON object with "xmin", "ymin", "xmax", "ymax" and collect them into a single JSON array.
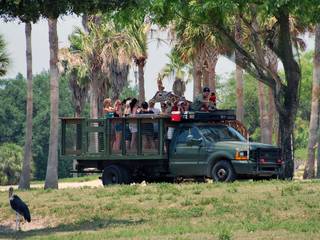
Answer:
[{"xmin": 198, "ymin": 125, "xmax": 247, "ymax": 142}]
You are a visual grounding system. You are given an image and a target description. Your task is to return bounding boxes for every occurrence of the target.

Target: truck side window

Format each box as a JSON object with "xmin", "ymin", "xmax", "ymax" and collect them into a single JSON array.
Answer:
[
  {"xmin": 177, "ymin": 127, "xmax": 201, "ymax": 144},
  {"xmin": 200, "ymin": 127, "xmax": 219, "ymax": 142}
]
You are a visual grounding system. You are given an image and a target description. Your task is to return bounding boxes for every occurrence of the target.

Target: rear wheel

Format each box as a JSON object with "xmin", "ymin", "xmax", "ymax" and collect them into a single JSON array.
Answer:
[
  {"xmin": 211, "ymin": 160, "xmax": 235, "ymax": 182},
  {"xmin": 120, "ymin": 166, "xmax": 131, "ymax": 184},
  {"xmin": 102, "ymin": 165, "xmax": 123, "ymax": 185}
]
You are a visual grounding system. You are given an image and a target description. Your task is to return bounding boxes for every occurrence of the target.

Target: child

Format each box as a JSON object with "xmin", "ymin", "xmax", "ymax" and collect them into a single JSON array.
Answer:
[{"xmin": 209, "ymin": 92, "xmax": 217, "ymax": 109}]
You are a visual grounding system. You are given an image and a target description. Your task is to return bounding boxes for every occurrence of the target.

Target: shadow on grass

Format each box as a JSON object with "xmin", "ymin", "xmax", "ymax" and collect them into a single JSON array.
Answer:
[{"xmin": 0, "ymin": 217, "xmax": 145, "ymax": 239}]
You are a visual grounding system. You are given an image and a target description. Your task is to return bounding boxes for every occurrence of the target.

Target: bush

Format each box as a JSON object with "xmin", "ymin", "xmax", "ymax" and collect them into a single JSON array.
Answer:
[{"xmin": 0, "ymin": 143, "xmax": 23, "ymax": 185}]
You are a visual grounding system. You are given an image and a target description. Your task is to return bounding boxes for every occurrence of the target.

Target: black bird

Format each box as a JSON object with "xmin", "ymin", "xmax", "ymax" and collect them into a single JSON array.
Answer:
[{"xmin": 8, "ymin": 187, "xmax": 31, "ymax": 230}]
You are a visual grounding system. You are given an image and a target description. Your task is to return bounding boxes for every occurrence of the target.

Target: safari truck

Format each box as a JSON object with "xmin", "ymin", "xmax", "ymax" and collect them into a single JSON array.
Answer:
[{"xmin": 60, "ymin": 110, "xmax": 283, "ymax": 185}]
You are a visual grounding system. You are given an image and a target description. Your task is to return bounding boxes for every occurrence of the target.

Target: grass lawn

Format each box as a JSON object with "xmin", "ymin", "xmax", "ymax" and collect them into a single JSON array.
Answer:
[{"xmin": 1, "ymin": 180, "xmax": 320, "ymax": 239}]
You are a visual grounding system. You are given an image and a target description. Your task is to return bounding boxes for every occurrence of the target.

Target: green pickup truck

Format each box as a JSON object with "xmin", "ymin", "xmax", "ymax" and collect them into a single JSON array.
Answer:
[{"xmin": 60, "ymin": 111, "xmax": 283, "ymax": 185}]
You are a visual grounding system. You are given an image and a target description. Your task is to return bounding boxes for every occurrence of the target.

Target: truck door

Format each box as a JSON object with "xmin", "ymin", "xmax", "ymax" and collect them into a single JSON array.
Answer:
[{"xmin": 170, "ymin": 126, "xmax": 207, "ymax": 176}]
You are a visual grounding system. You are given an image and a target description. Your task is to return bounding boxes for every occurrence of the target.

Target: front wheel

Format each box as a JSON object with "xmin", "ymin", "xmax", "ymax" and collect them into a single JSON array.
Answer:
[{"xmin": 211, "ymin": 161, "xmax": 235, "ymax": 182}]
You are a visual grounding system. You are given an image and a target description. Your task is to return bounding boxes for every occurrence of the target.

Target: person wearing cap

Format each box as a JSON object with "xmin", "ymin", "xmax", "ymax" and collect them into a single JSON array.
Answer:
[{"xmin": 191, "ymin": 87, "xmax": 211, "ymax": 111}]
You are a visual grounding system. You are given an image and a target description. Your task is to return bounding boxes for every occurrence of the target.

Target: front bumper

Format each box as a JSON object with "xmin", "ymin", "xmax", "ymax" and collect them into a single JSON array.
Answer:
[{"xmin": 232, "ymin": 160, "xmax": 284, "ymax": 177}]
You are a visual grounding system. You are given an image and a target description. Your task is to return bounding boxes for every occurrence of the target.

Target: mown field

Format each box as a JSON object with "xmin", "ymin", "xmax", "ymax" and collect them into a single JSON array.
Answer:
[{"xmin": 1, "ymin": 180, "xmax": 320, "ymax": 240}]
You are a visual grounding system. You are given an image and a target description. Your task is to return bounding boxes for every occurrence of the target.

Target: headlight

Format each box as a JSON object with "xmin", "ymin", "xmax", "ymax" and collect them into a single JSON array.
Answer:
[{"xmin": 235, "ymin": 150, "xmax": 248, "ymax": 160}]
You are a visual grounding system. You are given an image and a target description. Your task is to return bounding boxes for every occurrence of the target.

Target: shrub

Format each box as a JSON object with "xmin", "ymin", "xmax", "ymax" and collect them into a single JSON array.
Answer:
[{"xmin": 0, "ymin": 143, "xmax": 23, "ymax": 185}]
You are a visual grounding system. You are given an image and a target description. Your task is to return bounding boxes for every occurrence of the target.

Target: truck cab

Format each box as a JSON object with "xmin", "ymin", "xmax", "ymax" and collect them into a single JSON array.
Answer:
[
  {"xmin": 60, "ymin": 110, "xmax": 283, "ymax": 184},
  {"xmin": 169, "ymin": 122, "xmax": 283, "ymax": 181}
]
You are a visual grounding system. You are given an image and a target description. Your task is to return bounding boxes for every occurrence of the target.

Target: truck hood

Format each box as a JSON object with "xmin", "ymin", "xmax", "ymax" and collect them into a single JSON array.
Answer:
[{"xmin": 209, "ymin": 141, "xmax": 278, "ymax": 151}]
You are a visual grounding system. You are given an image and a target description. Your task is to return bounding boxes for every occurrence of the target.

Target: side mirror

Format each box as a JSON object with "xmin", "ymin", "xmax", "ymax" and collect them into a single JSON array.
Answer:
[{"xmin": 186, "ymin": 137, "xmax": 203, "ymax": 146}]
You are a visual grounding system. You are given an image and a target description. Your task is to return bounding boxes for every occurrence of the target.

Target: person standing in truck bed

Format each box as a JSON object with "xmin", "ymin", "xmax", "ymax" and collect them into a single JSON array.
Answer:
[
  {"xmin": 139, "ymin": 101, "xmax": 155, "ymax": 149},
  {"xmin": 191, "ymin": 87, "xmax": 211, "ymax": 111}
]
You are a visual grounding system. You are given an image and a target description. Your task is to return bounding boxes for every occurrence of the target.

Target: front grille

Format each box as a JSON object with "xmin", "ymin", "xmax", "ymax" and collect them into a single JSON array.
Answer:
[{"xmin": 250, "ymin": 148, "xmax": 281, "ymax": 163}]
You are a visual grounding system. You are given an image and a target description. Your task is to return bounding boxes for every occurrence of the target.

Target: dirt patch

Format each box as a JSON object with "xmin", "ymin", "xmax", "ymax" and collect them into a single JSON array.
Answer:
[
  {"xmin": 0, "ymin": 216, "xmax": 53, "ymax": 233},
  {"xmin": 0, "ymin": 179, "xmax": 103, "ymax": 192}
]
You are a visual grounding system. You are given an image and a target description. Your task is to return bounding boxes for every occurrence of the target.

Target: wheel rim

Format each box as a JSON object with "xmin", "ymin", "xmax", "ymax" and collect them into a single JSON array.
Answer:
[
  {"xmin": 216, "ymin": 168, "xmax": 227, "ymax": 180},
  {"xmin": 105, "ymin": 171, "xmax": 119, "ymax": 184},
  {"xmin": 111, "ymin": 174, "xmax": 117, "ymax": 183}
]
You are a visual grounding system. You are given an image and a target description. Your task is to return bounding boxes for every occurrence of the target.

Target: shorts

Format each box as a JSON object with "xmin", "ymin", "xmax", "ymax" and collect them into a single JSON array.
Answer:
[
  {"xmin": 125, "ymin": 125, "xmax": 131, "ymax": 141},
  {"xmin": 115, "ymin": 124, "xmax": 123, "ymax": 132}
]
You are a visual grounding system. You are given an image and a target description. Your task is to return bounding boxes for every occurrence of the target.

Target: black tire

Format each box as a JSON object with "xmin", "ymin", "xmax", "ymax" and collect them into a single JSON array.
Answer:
[
  {"xmin": 102, "ymin": 165, "xmax": 123, "ymax": 185},
  {"xmin": 120, "ymin": 166, "xmax": 131, "ymax": 184},
  {"xmin": 211, "ymin": 160, "xmax": 236, "ymax": 182}
]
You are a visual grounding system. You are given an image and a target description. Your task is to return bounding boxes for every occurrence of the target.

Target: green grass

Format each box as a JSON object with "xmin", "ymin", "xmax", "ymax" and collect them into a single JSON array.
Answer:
[
  {"xmin": 295, "ymin": 148, "xmax": 308, "ymax": 162},
  {"xmin": 1, "ymin": 180, "xmax": 320, "ymax": 239},
  {"xmin": 30, "ymin": 174, "xmax": 100, "ymax": 185}
]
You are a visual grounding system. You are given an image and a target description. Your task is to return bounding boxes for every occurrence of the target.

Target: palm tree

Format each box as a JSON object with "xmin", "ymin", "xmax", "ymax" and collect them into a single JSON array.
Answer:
[
  {"xmin": 127, "ymin": 21, "xmax": 149, "ymax": 103},
  {"xmin": 66, "ymin": 15, "xmax": 149, "ymax": 120},
  {"xmin": 159, "ymin": 51, "xmax": 192, "ymax": 96},
  {"xmin": 304, "ymin": 24, "xmax": 320, "ymax": 179},
  {"xmin": 59, "ymin": 46, "xmax": 89, "ymax": 118},
  {"xmin": 169, "ymin": 20, "xmax": 220, "ymax": 99},
  {"xmin": 19, "ymin": 22, "xmax": 33, "ymax": 189},
  {"xmin": 44, "ymin": 18, "xmax": 59, "ymax": 189}
]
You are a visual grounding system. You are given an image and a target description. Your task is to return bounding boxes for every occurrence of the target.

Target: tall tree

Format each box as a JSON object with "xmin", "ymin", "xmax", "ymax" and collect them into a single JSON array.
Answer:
[
  {"xmin": 0, "ymin": 1, "xmax": 39, "ymax": 189},
  {"xmin": 304, "ymin": 24, "xmax": 320, "ymax": 179},
  {"xmin": 44, "ymin": 18, "xmax": 59, "ymax": 189},
  {"xmin": 19, "ymin": 22, "xmax": 33, "ymax": 189}
]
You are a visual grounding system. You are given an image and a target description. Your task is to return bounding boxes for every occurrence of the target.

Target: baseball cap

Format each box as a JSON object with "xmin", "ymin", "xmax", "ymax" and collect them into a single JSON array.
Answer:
[{"xmin": 141, "ymin": 101, "xmax": 148, "ymax": 109}]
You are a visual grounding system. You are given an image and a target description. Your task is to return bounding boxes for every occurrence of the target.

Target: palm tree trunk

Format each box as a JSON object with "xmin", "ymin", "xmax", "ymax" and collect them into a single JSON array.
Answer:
[
  {"xmin": 208, "ymin": 55, "xmax": 218, "ymax": 92},
  {"xmin": 89, "ymin": 77, "xmax": 99, "ymax": 152},
  {"xmin": 193, "ymin": 59, "xmax": 202, "ymax": 100},
  {"xmin": 266, "ymin": 88, "xmax": 275, "ymax": 144},
  {"xmin": 19, "ymin": 22, "xmax": 33, "ymax": 190},
  {"xmin": 138, "ymin": 60, "xmax": 146, "ymax": 103},
  {"xmin": 235, "ymin": 64, "xmax": 244, "ymax": 122},
  {"xmin": 45, "ymin": 18, "xmax": 59, "ymax": 189},
  {"xmin": 258, "ymin": 82, "xmax": 268, "ymax": 143},
  {"xmin": 235, "ymin": 20, "xmax": 244, "ymax": 122},
  {"xmin": 266, "ymin": 48, "xmax": 278, "ymax": 144},
  {"xmin": 304, "ymin": 24, "xmax": 320, "ymax": 179},
  {"xmin": 203, "ymin": 63, "xmax": 209, "ymax": 88},
  {"xmin": 204, "ymin": 47, "xmax": 218, "ymax": 93},
  {"xmin": 317, "ymin": 127, "xmax": 320, "ymax": 178}
]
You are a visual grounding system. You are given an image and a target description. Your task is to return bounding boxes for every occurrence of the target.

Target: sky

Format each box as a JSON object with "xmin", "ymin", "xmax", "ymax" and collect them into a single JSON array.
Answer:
[{"xmin": 0, "ymin": 15, "xmax": 315, "ymax": 101}]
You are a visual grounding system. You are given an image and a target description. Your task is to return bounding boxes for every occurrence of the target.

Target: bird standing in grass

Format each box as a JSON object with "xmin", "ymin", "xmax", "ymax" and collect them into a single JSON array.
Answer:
[{"xmin": 8, "ymin": 187, "xmax": 31, "ymax": 230}]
